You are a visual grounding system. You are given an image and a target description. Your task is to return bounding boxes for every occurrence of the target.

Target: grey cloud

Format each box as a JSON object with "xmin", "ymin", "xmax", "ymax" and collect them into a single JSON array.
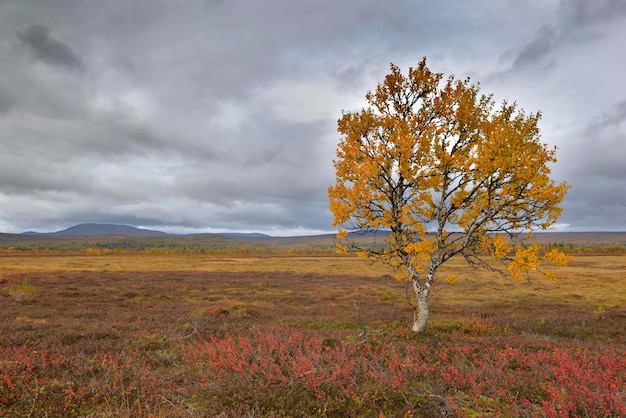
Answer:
[
  {"xmin": 512, "ymin": 27, "xmax": 556, "ymax": 68},
  {"xmin": 557, "ymin": 101, "xmax": 626, "ymax": 229},
  {"xmin": 77, "ymin": 0, "xmax": 419, "ymax": 102},
  {"xmin": 0, "ymin": 84, "xmax": 16, "ymax": 113},
  {"xmin": 203, "ymin": 0, "xmax": 225, "ymax": 11},
  {"xmin": 0, "ymin": 158, "xmax": 91, "ymax": 196},
  {"xmin": 0, "ymin": 109, "xmax": 170, "ymax": 161},
  {"xmin": 0, "ymin": 58, "xmax": 85, "ymax": 120},
  {"xmin": 0, "ymin": 191, "xmax": 95, "ymax": 231},
  {"xmin": 559, "ymin": 0, "xmax": 626, "ymax": 31},
  {"xmin": 175, "ymin": 117, "xmax": 334, "ymax": 204},
  {"xmin": 587, "ymin": 100, "xmax": 626, "ymax": 132},
  {"xmin": 561, "ymin": 178, "xmax": 626, "ymax": 230},
  {"xmin": 0, "ymin": 1, "xmax": 624, "ymax": 233},
  {"xmin": 504, "ymin": 0, "xmax": 626, "ymax": 74},
  {"xmin": 0, "ymin": 105, "xmax": 179, "ymax": 204},
  {"xmin": 16, "ymin": 25, "xmax": 83, "ymax": 71},
  {"xmin": 581, "ymin": 101, "xmax": 626, "ymax": 179}
]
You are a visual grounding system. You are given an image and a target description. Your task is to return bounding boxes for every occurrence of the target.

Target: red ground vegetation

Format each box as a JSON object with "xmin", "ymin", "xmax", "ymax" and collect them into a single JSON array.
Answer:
[{"xmin": 1, "ymin": 260, "xmax": 625, "ymax": 416}]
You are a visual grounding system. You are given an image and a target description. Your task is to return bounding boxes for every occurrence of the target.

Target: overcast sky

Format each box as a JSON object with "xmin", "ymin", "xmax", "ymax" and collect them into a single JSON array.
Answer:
[{"xmin": 0, "ymin": 0, "xmax": 625, "ymax": 235}]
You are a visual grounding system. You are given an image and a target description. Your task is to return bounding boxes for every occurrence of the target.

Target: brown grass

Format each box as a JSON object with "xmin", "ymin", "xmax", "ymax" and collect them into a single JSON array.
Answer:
[{"xmin": 2, "ymin": 253, "xmax": 624, "ymax": 345}]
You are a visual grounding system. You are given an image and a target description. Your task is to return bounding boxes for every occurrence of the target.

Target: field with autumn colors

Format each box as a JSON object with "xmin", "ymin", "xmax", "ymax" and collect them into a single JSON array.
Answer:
[{"xmin": 1, "ymin": 246, "xmax": 625, "ymax": 416}]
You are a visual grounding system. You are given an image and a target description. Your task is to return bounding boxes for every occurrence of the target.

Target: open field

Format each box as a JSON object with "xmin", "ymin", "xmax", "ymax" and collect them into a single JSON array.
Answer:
[{"xmin": 1, "ymin": 253, "xmax": 625, "ymax": 416}]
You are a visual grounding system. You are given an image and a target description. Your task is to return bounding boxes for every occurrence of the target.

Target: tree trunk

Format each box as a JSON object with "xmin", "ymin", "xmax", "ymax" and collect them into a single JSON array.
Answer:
[
  {"xmin": 410, "ymin": 258, "xmax": 438, "ymax": 333},
  {"xmin": 412, "ymin": 290, "xmax": 429, "ymax": 333}
]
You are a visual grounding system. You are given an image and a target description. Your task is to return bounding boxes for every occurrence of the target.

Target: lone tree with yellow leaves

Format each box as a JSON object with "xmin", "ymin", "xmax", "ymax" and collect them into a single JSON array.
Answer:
[{"xmin": 328, "ymin": 58, "xmax": 571, "ymax": 333}]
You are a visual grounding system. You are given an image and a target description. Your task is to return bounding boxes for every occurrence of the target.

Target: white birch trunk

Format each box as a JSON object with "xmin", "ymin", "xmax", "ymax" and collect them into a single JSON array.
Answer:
[
  {"xmin": 412, "ymin": 288, "xmax": 430, "ymax": 333},
  {"xmin": 411, "ymin": 257, "xmax": 439, "ymax": 333}
]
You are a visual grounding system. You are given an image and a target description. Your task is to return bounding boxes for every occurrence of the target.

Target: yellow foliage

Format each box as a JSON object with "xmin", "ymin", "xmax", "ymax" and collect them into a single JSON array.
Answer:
[
  {"xmin": 445, "ymin": 274, "xmax": 459, "ymax": 284},
  {"xmin": 335, "ymin": 242, "xmax": 348, "ymax": 254},
  {"xmin": 328, "ymin": 56, "xmax": 569, "ymax": 285},
  {"xmin": 481, "ymin": 234, "xmax": 512, "ymax": 259},
  {"xmin": 508, "ymin": 245, "xmax": 541, "ymax": 280},
  {"xmin": 544, "ymin": 248, "xmax": 573, "ymax": 267},
  {"xmin": 404, "ymin": 240, "xmax": 434, "ymax": 259}
]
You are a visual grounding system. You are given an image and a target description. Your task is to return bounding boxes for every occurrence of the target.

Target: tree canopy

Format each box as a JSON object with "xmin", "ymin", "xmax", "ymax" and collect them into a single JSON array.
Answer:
[{"xmin": 328, "ymin": 58, "xmax": 571, "ymax": 332}]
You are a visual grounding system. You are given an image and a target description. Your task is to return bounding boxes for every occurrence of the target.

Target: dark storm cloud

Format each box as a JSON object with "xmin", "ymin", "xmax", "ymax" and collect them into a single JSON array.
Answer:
[{"xmin": 16, "ymin": 24, "xmax": 83, "ymax": 71}]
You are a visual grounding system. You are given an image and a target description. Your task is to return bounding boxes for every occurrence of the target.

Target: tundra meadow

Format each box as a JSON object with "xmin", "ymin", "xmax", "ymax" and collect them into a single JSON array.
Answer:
[{"xmin": 1, "ymin": 235, "xmax": 625, "ymax": 417}]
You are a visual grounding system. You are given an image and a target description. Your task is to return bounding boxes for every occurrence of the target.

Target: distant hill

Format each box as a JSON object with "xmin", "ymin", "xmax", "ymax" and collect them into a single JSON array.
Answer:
[
  {"xmin": 10, "ymin": 224, "xmax": 626, "ymax": 252},
  {"xmin": 23, "ymin": 223, "xmax": 168, "ymax": 237},
  {"xmin": 19, "ymin": 223, "xmax": 273, "ymax": 239}
]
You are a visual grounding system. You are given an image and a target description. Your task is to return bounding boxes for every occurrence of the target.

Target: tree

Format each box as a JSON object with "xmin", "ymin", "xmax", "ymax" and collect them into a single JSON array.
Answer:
[{"xmin": 328, "ymin": 58, "xmax": 571, "ymax": 333}]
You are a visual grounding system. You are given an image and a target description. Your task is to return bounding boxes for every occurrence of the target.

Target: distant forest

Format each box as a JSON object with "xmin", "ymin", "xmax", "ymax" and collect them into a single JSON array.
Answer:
[
  {"xmin": 0, "ymin": 232, "xmax": 337, "ymax": 253},
  {"xmin": 1, "ymin": 231, "xmax": 626, "ymax": 254}
]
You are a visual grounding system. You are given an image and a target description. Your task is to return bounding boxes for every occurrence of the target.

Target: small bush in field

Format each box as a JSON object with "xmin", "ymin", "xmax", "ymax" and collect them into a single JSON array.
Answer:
[{"xmin": 9, "ymin": 279, "xmax": 35, "ymax": 302}]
